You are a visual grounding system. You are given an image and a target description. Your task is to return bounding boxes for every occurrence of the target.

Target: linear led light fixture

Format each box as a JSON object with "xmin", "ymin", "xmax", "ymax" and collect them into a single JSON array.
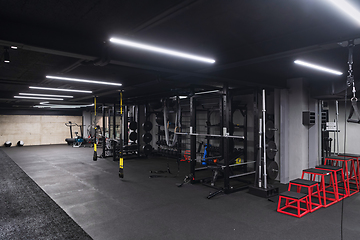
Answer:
[
  {"xmin": 14, "ymin": 96, "xmax": 64, "ymax": 100},
  {"xmin": 29, "ymin": 86, "xmax": 92, "ymax": 93},
  {"xmin": 328, "ymin": 0, "xmax": 360, "ymax": 25},
  {"xmin": 109, "ymin": 37, "xmax": 215, "ymax": 64},
  {"xmin": 294, "ymin": 60, "xmax": 343, "ymax": 75},
  {"xmin": 195, "ymin": 90, "xmax": 220, "ymax": 95},
  {"xmin": 46, "ymin": 75, "xmax": 122, "ymax": 86},
  {"xmin": 34, "ymin": 103, "xmax": 94, "ymax": 109},
  {"xmin": 19, "ymin": 93, "xmax": 73, "ymax": 98}
]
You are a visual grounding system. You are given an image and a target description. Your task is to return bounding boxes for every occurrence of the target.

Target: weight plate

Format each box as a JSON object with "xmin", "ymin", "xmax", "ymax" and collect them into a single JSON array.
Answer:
[
  {"xmin": 129, "ymin": 121, "xmax": 137, "ymax": 130},
  {"xmin": 142, "ymin": 132, "xmax": 153, "ymax": 143},
  {"xmin": 129, "ymin": 132, "xmax": 137, "ymax": 142},
  {"xmin": 267, "ymin": 160, "xmax": 279, "ymax": 180},
  {"xmin": 265, "ymin": 120, "xmax": 275, "ymax": 139},
  {"xmin": 142, "ymin": 121, "xmax": 153, "ymax": 131},
  {"xmin": 143, "ymin": 144, "xmax": 153, "ymax": 155},
  {"xmin": 266, "ymin": 141, "xmax": 277, "ymax": 159}
]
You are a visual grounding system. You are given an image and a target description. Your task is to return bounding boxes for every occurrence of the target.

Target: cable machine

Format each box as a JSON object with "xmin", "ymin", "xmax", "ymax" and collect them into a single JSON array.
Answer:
[{"xmin": 346, "ymin": 40, "xmax": 360, "ymax": 123}]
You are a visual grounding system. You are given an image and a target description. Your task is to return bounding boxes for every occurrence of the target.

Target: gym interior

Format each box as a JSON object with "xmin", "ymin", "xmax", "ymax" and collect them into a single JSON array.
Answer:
[{"xmin": 1, "ymin": 1, "xmax": 360, "ymax": 239}]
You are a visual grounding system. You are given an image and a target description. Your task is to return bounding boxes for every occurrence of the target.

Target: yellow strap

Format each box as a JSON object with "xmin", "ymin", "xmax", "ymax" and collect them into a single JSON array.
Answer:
[
  {"xmin": 119, "ymin": 157, "xmax": 123, "ymax": 169},
  {"xmin": 120, "ymin": 92, "xmax": 123, "ymax": 115},
  {"xmin": 94, "ymin": 97, "xmax": 96, "ymax": 116}
]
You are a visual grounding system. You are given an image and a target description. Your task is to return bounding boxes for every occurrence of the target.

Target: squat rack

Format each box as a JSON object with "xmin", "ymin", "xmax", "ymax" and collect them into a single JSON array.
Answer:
[{"xmin": 177, "ymin": 84, "xmax": 254, "ymax": 197}]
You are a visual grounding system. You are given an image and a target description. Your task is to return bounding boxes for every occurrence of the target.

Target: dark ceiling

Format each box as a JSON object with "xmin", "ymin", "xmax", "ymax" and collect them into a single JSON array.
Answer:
[{"xmin": 1, "ymin": 0, "xmax": 360, "ymax": 110}]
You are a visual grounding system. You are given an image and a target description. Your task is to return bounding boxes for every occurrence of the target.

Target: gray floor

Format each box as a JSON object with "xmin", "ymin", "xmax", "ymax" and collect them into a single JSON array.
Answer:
[{"xmin": 3, "ymin": 145, "xmax": 360, "ymax": 240}]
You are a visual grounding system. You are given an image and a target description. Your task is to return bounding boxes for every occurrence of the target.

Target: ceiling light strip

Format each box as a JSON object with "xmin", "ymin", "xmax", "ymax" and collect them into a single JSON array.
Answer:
[
  {"xmin": 29, "ymin": 86, "xmax": 92, "ymax": 93},
  {"xmin": 109, "ymin": 37, "xmax": 215, "ymax": 63},
  {"xmin": 328, "ymin": 0, "xmax": 360, "ymax": 25},
  {"xmin": 294, "ymin": 60, "xmax": 343, "ymax": 75},
  {"xmin": 46, "ymin": 75, "xmax": 122, "ymax": 86},
  {"xmin": 19, "ymin": 93, "xmax": 73, "ymax": 98},
  {"xmin": 14, "ymin": 96, "xmax": 64, "ymax": 100},
  {"xmin": 34, "ymin": 103, "xmax": 94, "ymax": 109},
  {"xmin": 195, "ymin": 90, "xmax": 220, "ymax": 95}
]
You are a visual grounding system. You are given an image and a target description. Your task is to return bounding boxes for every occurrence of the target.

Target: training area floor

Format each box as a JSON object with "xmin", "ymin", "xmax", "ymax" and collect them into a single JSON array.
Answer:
[{"xmin": 2, "ymin": 145, "xmax": 360, "ymax": 240}]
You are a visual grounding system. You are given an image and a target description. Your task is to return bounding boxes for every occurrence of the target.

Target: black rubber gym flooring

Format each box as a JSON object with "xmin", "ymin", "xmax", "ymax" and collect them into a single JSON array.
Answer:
[
  {"xmin": 0, "ymin": 148, "xmax": 92, "ymax": 240},
  {"xmin": 2, "ymin": 145, "xmax": 360, "ymax": 240}
]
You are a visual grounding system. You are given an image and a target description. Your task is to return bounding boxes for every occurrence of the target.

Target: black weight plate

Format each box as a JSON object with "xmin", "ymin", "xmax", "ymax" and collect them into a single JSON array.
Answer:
[
  {"xmin": 267, "ymin": 160, "xmax": 279, "ymax": 180},
  {"xmin": 266, "ymin": 141, "xmax": 277, "ymax": 159},
  {"xmin": 129, "ymin": 132, "xmax": 137, "ymax": 141},
  {"xmin": 129, "ymin": 121, "xmax": 137, "ymax": 130},
  {"xmin": 142, "ymin": 121, "xmax": 153, "ymax": 131},
  {"xmin": 142, "ymin": 132, "xmax": 153, "ymax": 143},
  {"xmin": 143, "ymin": 144, "xmax": 153, "ymax": 155}
]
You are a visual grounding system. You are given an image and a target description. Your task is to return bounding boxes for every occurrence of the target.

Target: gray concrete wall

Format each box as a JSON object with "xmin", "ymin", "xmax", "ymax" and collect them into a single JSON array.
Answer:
[{"xmin": 0, "ymin": 115, "xmax": 82, "ymax": 146}]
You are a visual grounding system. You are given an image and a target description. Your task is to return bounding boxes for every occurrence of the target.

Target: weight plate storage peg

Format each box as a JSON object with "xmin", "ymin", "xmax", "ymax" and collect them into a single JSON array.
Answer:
[
  {"xmin": 142, "ymin": 121, "xmax": 153, "ymax": 131},
  {"xmin": 129, "ymin": 121, "xmax": 138, "ymax": 130},
  {"xmin": 142, "ymin": 132, "xmax": 153, "ymax": 143},
  {"xmin": 266, "ymin": 141, "xmax": 278, "ymax": 159},
  {"xmin": 265, "ymin": 120, "xmax": 277, "ymax": 139},
  {"xmin": 267, "ymin": 161, "xmax": 279, "ymax": 180},
  {"xmin": 129, "ymin": 132, "xmax": 137, "ymax": 142}
]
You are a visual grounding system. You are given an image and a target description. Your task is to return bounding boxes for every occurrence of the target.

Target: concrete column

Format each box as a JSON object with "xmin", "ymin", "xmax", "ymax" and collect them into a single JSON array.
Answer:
[
  {"xmin": 308, "ymin": 98, "xmax": 319, "ymax": 168},
  {"xmin": 287, "ymin": 78, "xmax": 309, "ymax": 181},
  {"xmin": 279, "ymin": 89, "xmax": 289, "ymax": 183},
  {"xmin": 82, "ymin": 111, "xmax": 91, "ymax": 137}
]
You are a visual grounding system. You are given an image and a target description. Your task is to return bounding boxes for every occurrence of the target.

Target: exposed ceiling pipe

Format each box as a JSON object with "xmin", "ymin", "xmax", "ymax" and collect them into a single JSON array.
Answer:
[
  {"xmin": 82, "ymin": 41, "xmax": 110, "ymax": 67},
  {"xmin": 129, "ymin": 0, "xmax": 202, "ymax": 34},
  {"xmin": 58, "ymin": 1, "xmax": 200, "ymax": 73},
  {"xmin": 0, "ymin": 39, "xmax": 96, "ymax": 60}
]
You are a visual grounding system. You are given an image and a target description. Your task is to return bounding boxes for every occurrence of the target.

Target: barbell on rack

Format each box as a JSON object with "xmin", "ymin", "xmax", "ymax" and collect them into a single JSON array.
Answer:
[{"xmin": 174, "ymin": 132, "xmax": 245, "ymax": 139}]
